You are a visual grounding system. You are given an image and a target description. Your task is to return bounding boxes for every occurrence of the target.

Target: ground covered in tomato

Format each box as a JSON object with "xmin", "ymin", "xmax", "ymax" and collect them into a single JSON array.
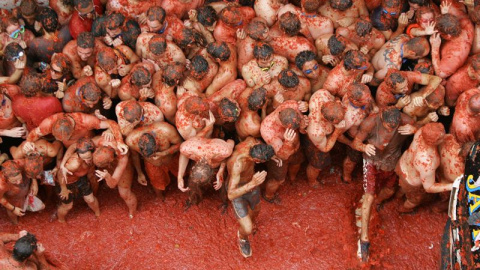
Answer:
[{"xmin": 0, "ymin": 167, "xmax": 446, "ymax": 269}]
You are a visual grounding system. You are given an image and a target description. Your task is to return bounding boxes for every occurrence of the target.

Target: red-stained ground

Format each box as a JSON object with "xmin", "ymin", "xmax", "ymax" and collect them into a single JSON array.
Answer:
[{"xmin": 0, "ymin": 167, "xmax": 446, "ymax": 270}]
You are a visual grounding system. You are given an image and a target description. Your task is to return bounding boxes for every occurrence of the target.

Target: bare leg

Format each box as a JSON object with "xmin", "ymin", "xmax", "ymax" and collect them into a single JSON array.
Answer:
[
  {"xmin": 118, "ymin": 186, "xmax": 137, "ymax": 218},
  {"xmin": 6, "ymin": 209, "xmax": 18, "ymax": 225},
  {"xmin": 57, "ymin": 202, "xmax": 73, "ymax": 223},
  {"xmin": 83, "ymin": 194, "xmax": 100, "ymax": 217},
  {"xmin": 264, "ymin": 178, "xmax": 285, "ymax": 202},
  {"xmin": 376, "ymin": 187, "xmax": 395, "ymax": 205},
  {"xmin": 342, "ymin": 156, "xmax": 356, "ymax": 183},
  {"xmin": 306, "ymin": 164, "xmax": 321, "ymax": 188},
  {"xmin": 238, "ymin": 215, "xmax": 253, "ymax": 239},
  {"xmin": 288, "ymin": 164, "xmax": 301, "ymax": 182},
  {"xmin": 360, "ymin": 193, "xmax": 374, "ymax": 242}
]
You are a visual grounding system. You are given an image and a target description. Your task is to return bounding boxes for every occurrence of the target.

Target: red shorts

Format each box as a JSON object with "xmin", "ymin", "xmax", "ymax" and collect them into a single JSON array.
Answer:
[
  {"xmin": 144, "ymin": 155, "xmax": 179, "ymax": 191},
  {"xmin": 362, "ymin": 159, "xmax": 398, "ymax": 195}
]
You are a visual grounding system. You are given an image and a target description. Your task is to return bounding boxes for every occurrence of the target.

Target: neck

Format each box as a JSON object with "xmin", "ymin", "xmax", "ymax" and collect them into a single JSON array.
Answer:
[{"xmin": 8, "ymin": 257, "xmax": 24, "ymax": 268}]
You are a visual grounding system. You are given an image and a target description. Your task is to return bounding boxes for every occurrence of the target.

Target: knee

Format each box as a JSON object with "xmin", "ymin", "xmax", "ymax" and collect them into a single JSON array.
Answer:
[
  {"xmin": 241, "ymin": 223, "xmax": 253, "ymax": 236},
  {"xmin": 84, "ymin": 195, "xmax": 96, "ymax": 204},
  {"xmin": 119, "ymin": 188, "xmax": 133, "ymax": 200},
  {"xmin": 60, "ymin": 202, "xmax": 73, "ymax": 210}
]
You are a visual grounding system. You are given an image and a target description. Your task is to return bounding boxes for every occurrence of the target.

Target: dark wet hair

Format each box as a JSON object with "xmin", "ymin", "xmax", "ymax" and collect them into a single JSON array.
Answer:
[
  {"xmin": 146, "ymin": 6, "xmax": 166, "ymax": 24},
  {"xmin": 248, "ymin": 87, "xmax": 267, "ymax": 111},
  {"xmin": 20, "ymin": 0, "xmax": 38, "ymax": 17},
  {"xmin": 52, "ymin": 117, "xmax": 74, "ymax": 141},
  {"xmin": 330, "ymin": 0, "xmax": 353, "ymax": 11},
  {"xmin": 13, "ymin": 233, "xmax": 37, "ymax": 263},
  {"xmin": 246, "ymin": 20, "xmax": 268, "ymax": 41},
  {"xmin": 278, "ymin": 69, "xmax": 300, "ymax": 88},
  {"xmin": 76, "ymin": 138, "xmax": 95, "ymax": 154},
  {"xmin": 469, "ymin": 94, "xmax": 480, "ymax": 114},
  {"xmin": 19, "ymin": 73, "xmax": 41, "ymax": 97},
  {"xmin": 207, "ymin": 42, "xmax": 231, "ymax": 61},
  {"xmin": 131, "ymin": 66, "xmax": 151, "ymax": 87},
  {"xmin": 343, "ymin": 50, "xmax": 367, "ymax": 71},
  {"xmin": 280, "ymin": 12, "xmax": 301, "ymax": 36},
  {"xmin": 303, "ymin": 0, "xmax": 321, "ymax": 12},
  {"xmin": 96, "ymin": 48, "xmax": 118, "ymax": 71},
  {"xmin": 295, "ymin": 50, "xmax": 316, "ymax": 70},
  {"xmin": 408, "ymin": 0, "xmax": 428, "ymax": 5},
  {"xmin": 184, "ymin": 96, "xmax": 209, "ymax": 118},
  {"xmin": 436, "ymin": 14, "xmax": 461, "ymax": 37},
  {"xmin": 381, "ymin": 107, "xmax": 401, "ymax": 127},
  {"xmin": 138, "ymin": 133, "xmax": 156, "ymax": 157},
  {"xmin": 1, "ymin": 16, "xmax": 19, "ymax": 32},
  {"xmin": 106, "ymin": 13, "xmax": 125, "ymax": 30},
  {"xmin": 279, "ymin": 108, "xmax": 302, "ymax": 129},
  {"xmin": 74, "ymin": 0, "xmax": 92, "ymax": 9},
  {"xmin": 123, "ymin": 100, "xmax": 143, "ymax": 123},
  {"xmin": 4, "ymin": 43, "xmax": 24, "ymax": 62},
  {"xmin": 175, "ymin": 28, "xmax": 198, "ymax": 49},
  {"xmin": 93, "ymin": 146, "xmax": 116, "ymax": 168},
  {"xmin": 1, "ymin": 160, "xmax": 22, "ymax": 178},
  {"xmin": 249, "ymin": 143, "xmax": 275, "ymax": 161},
  {"xmin": 36, "ymin": 7, "xmax": 58, "ymax": 33},
  {"xmin": 347, "ymin": 83, "xmax": 371, "ymax": 103},
  {"xmin": 191, "ymin": 55, "xmax": 209, "ymax": 79},
  {"xmin": 163, "ymin": 64, "xmax": 184, "ymax": 86},
  {"xmin": 148, "ymin": 35, "xmax": 167, "ymax": 55},
  {"xmin": 471, "ymin": 54, "xmax": 480, "ymax": 72},
  {"xmin": 218, "ymin": 98, "xmax": 240, "ymax": 122},
  {"xmin": 414, "ymin": 60, "xmax": 433, "ymax": 74},
  {"xmin": 189, "ymin": 159, "xmax": 213, "ymax": 185},
  {"xmin": 328, "ymin": 35, "xmax": 346, "ymax": 56},
  {"xmin": 404, "ymin": 37, "xmax": 430, "ymax": 57},
  {"xmin": 385, "ymin": 70, "xmax": 406, "ymax": 88},
  {"xmin": 51, "ymin": 53, "xmax": 72, "ymax": 74},
  {"xmin": 77, "ymin": 31, "xmax": 95, "ymax": 49},
  {"xmin": 219, "ymin": 6, "xmax": 242, "ymax": 26},
  {"xmin": 197, "ymin": 6, "xmax": 217, "ymax": 27},
  {"xmin": 79, "ymin": 82, "xmax": 101, "ymax": 102},
  {"xmin": 321, "ymin": 101, "xmax": 345, "ymax": 123},
  {"xmin": 25, "ymin": 152, "xmax": 44, "ymax": 179},
  {"xmin": 355, "ymin": 18, "xmax": 372, "ymax": 37},
  {"xmin": 253, "ymin": 43, "xmax": 273, "ymax": 59}
]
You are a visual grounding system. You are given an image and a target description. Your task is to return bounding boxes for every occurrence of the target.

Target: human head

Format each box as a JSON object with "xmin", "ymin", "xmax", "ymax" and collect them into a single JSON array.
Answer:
[
  {"xmin": 414, "ymin": 59, "xmax": 434, "ymax": 75},
  {"xmin": 343, "ymin": 50, "xmax": 368, "ymax": 71},
  {"xmin": 380, "ymin": 107, "xmax": 401, "ymax": 131},
  {"xmin": 122, "ymin": 100, "xmax": 143, "ymax": 123},
  {"xmin": 421, "ymin": 123, "xmax": 445, "ymax": 145},
  {"xmin": 330, "ymin": 0, "xmax": 352, "ymax": 11},
  {"xmin": 35, "ymin": 7, "xmax": 58, "ymax": 33},
  {"xmin": 302, "ymin": 0, "xmax": 321, "ymax": 13},
  {"xmin": 52, "ymin": 116, "xmax": 75, "ymax": 141},
  {"xmin": 206, "ymin": 42, "xmax": 231, "ymax": 61},
  {"xmin": 138, "ymin": 133, "xmax": 156, "ymax": 157},
  {"xmin": 79, "ymin": 82, "xmax": 101, "ymax": 108},
  {"xmin": 4, "ymin": 42, "xmax": 25, "ymax": 63},
  {"xmin": 93, "ymin": 146, "xmax": 116, "ymax": 168},
  {"xmin": 25, "ymin": 152, "xmax": 44, "ymax": 179},
  {"xmin": 279, "ymin": 12, "xmax": 301, "ymax": 36},
  {"xmin": 328, "ymin": 35, "xmax": 346, "ymax": 56},
  {"xmin": 347, "ymin": 83, "xmax": 372, "ymax": 108},
  {"xmin": 76, "ymin": 138, "xmax": 95, "ymax": 164},
  {"xmin": 248, "ymin": 87, "xmax": 267, "ymax": 111},
  {"xmin": 295, "ymin": 50, "xmax": 319, "ymax": 79},
  {"xmin": 18, "ymin": 73, "xmax": 41, "ymax": 97},
  {"xmin": 106, "ymin": 13, "xmax": 124, "ymax": 37},
  {"xmin": 197, "ymin": 6, "xmax": 217, "ymax": 31},
  {"xmin": 469, "ymin": 54, "xmax": 480, "ymax": 81},
  {"xmin": 12, "ymin": 233, "xmax": 37, "ymax": 262},
  {"xmin": 190, "ymin": 55, "xmax": 209, "ymax": 80},
  {"xmin": 74, "ymin": 0, "xmax": 95, "ymax": 20},
  {"xmin": 77, "ymin": 31, "xmax": 95, "ymax": 61},
  {"xmin": 163, "ymin": 63, "xmax": 184, "ymax": 86},
  {"xmin": 148, "ymin": 35, "xmax": 167, "ymax": 56},
  {"xmin": 415, "ymin": 6, "xmax": 434, "ymax": 28},
  {"xmin": 219, "ymin": 6, "xmax": 243, "ymax": 27},
  {"xmin": 184, "ymin": 96, "xmax": 209, "ymax": 118},
  {"xmin": 50, "ymin": 53, "xmax": 72, "ymax": 80},
  {"xmin": 424, "ymin": 86, "xmax": 445, "ymax": 109},
  {"xmin": 1, "ymin": 161, "xmax": 22, "ymax": 185},
  {"xmin": 385, "ymin": 70, "xmax": 408, "ymax": 94},
  {"xmin": 278, "ymin": 108, "xmax": 302, "ymax": 129},
  {"xmin": 403, "ymin": 37, "xmax": 430, "ymax": 59},
  {"xmin": 468, "ymin": 94, "xmax": 480, "ymax": 115},
  {"xmin": 146, "ymin": 6, "xmax": 166, "ymax": 32},
  {"xmin": 246, "ymin": 20, "xmax": 269, "ymax": 41},
  {"xmin": 249, "ymin": 143, "xmax": 275, "ymax": 163},
  {"xmin": 131, "ymin": 66, "xmax": 152, "ymax": 88},
  {"xmin": 96, "ymin": 47, "xmax": 118, "ymax": 74},
  {"xmin": 355, "ymin": 18, "xmax": 372, "ymax": 37},
  {"xmin": 278, "ymin": 69, "xmax": 300, "ymax": 89},
  {"xmin": 408, "ymin": 0, "xmax": 428, "ymax": 10},
  {"xmin": 19, "ymin": 0, "xmax": 38, "ymax": 23},
  {"xmin": 188, "ymin": 159, "xmax": 214, "ymax": 185},
  {"xmin": 1, "ymin": 16, "xmax": 22, "ymax": 36},
  {"xmin": 253, "ymin": 43, "xmax": 274, "ymax": 67},
  {"xmin": 436, "ymin": 14, "xmax": 461, "ymax": 40},
  {"xmin": 218, "ymin": 98, "xmax": 240, "ymax": 123},
  {"xmin": 321, "ymin": 101, "xmax": 345, "ymax": 124}
]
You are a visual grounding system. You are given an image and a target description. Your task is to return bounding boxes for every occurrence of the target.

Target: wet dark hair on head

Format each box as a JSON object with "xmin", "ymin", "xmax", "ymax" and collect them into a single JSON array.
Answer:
[
  {"xmin": 1, "ymin": 16, "xmax": 19, "ymax": 32},
  {"xmin": 74, "ymin": 0, "xmax": 92, "ymax": 9},
  {"xmin": 106, "ymin": 13, "xmax": 125, "ymax": 30},
  {"xmin": 248, "ymin": 87, "xmax": 267, "ymax": 111},
  {"xmin": 404, "ymin": 37, "xmax": 430, "ymax": 58},
  {"xmin": 51, "ymin": 53, "xmax": 72, "ymax": 74},
  {"xmin": 163, "ymin": 63, "xmax": 184, "ymax": 86},
  {"xmin": 52, "ymin": 117, "xmax": 74, "ymax": 141},
  {"xmin": 385, "ymin": 70, "xmax": 406, "ymax": 88},
  {"xmin": 328, "ymin": 35, "xmax": 346, "ymax": 56},
  {"xmin": 355, "ymin": 18, "xmax": 372, "ymax": 37},
  {"xmin": 330, "ymin": 0, "xmax": 353, "ymax": 11},
  {"xmin": 414, "ymin": 60, "xmax": 433, "ymax": 74},
  {"xmin": 471, "ymin": 54, "xmax": 480, "ymax": 72},
  {"xmin": 303, "ymin": 0, "xmax": 321, "ymax": 12},
  {"xmin": 381, "ymin": 107, "xmax": 401, "ymax": 127},
  {"xmin": 408, "ymin": 0, "xmax": 428, "ymax": 5},
  {"xmin": 246, "ymin": 20, "xmax": 268, "ymax": 41},
  {"xmin": 4, "ymin": 43, "xmax": 24, "ymax": 62},
  {"xmin": 343, "ymin": 50, "xmax": 367, "ymax": 71},
  {"xmin": 76, "ymin": 138, "xmax": 95, "ymax": 154},
  {"xmin": 138, "ymin": 133, "xmax": 156, "ymax": 157},
  {"xmin": 96, "ymin": 48, "xmax": 118, "ymax": 71},
  {"xmin": 13, "ymin": 233, "xmax": 37, "ymax": 263},
  {"xmin": 25, "ymin": 152, "xmax": 44, "ymax": 179},
  {"xmin": 250, "ymin": 143, "xmax": 275, "ymax": 161},
  {"xmin": 253, "ymin": 43, "xmax": 273, "ymax": 59},
  {"xmin": 20, "ymin": 0, "xmax": 38, "ymax": 16},
  {"xmin": 184, "ymin": 96, "xmax": 209, "ymax": 118},
  {"xmin": 436, "ymin": 14, "xmax": 461, "ymax": 37},
  {"xmin": 279, "ymin": 108, "xmax": 302, "ymax": 129},
  {"xmin": 218, "ymin": 98, "xmax": 240, "ymax": 122},
  {"xmin": 79, "ymin": 82, "xmax": 101, "ymax": 102},
  {"xmin": 189, "ymin": 159, "xmax": 214, "ymax": 185},
  {"xmin": 279, "ymin": 12, "xmax": 301, "ymax": 36},
  {"xmin": 219, "ymin": 6, "xmax": 242, "ymax": 26},
  {"xmin": 175, "ymin": 28, "xmax": 198, "ymax": 49},
  {"xmin": 123, "ymin": 100, "xmax": 143, "ymax": 123},
  {"xmin": 321, "ymin": 101, "xmax": 345, "ymax": 123},
  {"xmin": 190, "ymin": 55, "xmax": 209, "ymax": 78},
  {"xmin": 146, "ymin": 6, "xmax": 166, "ymax": 24},
  {"xmin": 347, "ymin": 83, "xmax": 371, "ymax": 103},
  {"xmin": 207, "ymin": 42, "xmax": 231, "ymax": 61},
  {"xmin": 278, "ymin": 69, "xmax": 300, "ymax": 88},
  {"xmin": 19, "ymin": 73, "xmax": 41, "ymax": 97},
  {"xmin": 148, "ymin": 35, "xmax": 167, "ymax": 55},
  {"xmin": 93, "ymin": 146, "xmax": 116, "ymax": 168},
  {"xmin": 1, "ymin": 160, "xmax": 22, "ymax": 179},
  {"xmin": 77, "ymin": 31, "xmax": 95, "ymax": 48},
  {"xmin": 36, "ymin": 7, "xmax": 58, "ymax": 33},
  {"xmin": 421, "ymin": 122, "xmax": 445, "ymax": 145},
  {"xmin": 295, "ymin": 50, "xmax": 316, "ymax": 70},
  {"xmin": 197, "ymin": 6, "xmax": 217, "ymax": 27},
  {"xmin": 131, "ymin": 66, "xmax": 151, "ymax": 87}
]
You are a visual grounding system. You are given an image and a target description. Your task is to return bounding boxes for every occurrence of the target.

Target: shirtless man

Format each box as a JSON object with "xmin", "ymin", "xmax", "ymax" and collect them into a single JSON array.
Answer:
[
  {"xmin": 94, "ymin": 46, "xmax": 139, "ymax": 106},
  {"xmin": 135, "ymin": 34, "xmax": 186, "ymax": 71},
  {"xmin": 319, "ymin": 0, "xmax": 369, "ymax": 29},
  {"xmin": 227, "ymin": 138, "xmax": 275, "ymax": 258},
  {"xmin": 102, "ymin": 13, "xmax": 140, "ymax": 50},
  {"xmin": 236, "ymin": 19, "xmax": 271, "ymax": 74},
  {"xmin": 118, "ymin": 62, "xmax": 156, "ymax": 101},
  {"xmin": 1, "ymin": 43, "xmax": 27, "ymax": 84},
  {"xmin": 180, "ymin": 54, "xmax": 218, "ymax": 95},
  {"xmin": 241, "ymin": 43, "xmax": 288, "ymax": 88},
  {"xmin": 437, "ymin": 134, "xmax": 465, "ymax": 188},
  {"xmin": 205, "ymin": 41, "xmax": 237, "ymax": 96},
  {"xmin": 235, "ymin": 87, "xmax": 267, "ymax": 140},
  {"xmin": 351, "ymin": 107, "xmax": 416, "ymax": 262},
  {"xmin": 62, "ymin": 77, "xmax": 102, "ymax": 113},
  {"xmin": 0, "ymin": 161, "xmax": 31, "ymax": 224},
  {"xmin": 305, "ymin": 90, "xmax": 346, "ymax": 187},
  {"xmin": 450, "ymin": 88, "xmax": 480, "ymax": 145},
  {"xmin": 213, "ymin": 6, "xmax": 256, "ymax": 44},
  {"xmin": 143, "ymin": 6, "xmax": 185, "ymax": 42},
  {"xmin": 429, "ymin": 10, "xmax": 474, "ymax": 78},
  {"xmin": 153, "ymin": 63, "xmax": 184, "ymax": 123},
  {"xmin": 254, "ymin": 0, "xmax": 284, "ymax": 26},
  {"xmin": 294, "ymin": 50, "xmax": 329, "ymax": 92},
  {"xmin": 56, "ymin": 138, "xmax": 100, "ymax": 223},
  {"xmin": 115, "ymin": 99, "xmax": 164, "ymax": 136},
  {"xmin": 405, "ymin": 6, "xmax": 436, "ymax": 37},
  {"xmin": 185, "ymin": 6, "xmax": 217, "ymax": 45},
  {"xmin": 125, "ymin": 121, "xmax": 183, "ymax": 198},
  {"xmin": 206, "ymin": 79, "xmax": 245, "ymax": 127},
  {"xmin": 315, "ymin": 34, "xmax": 358, "ymax": 67},
  {"xmin": 402, "ymin": 84, "xmax": 448, "ymax": 126},
  {"xmin": 371, "ymin": 35, "xmax": 430, "ymax": 83},
  {"xmin": 68, "ymin": 0, "xmax": 104, "ymax": 40},
  {"xmin": 323, "ymin": 50, "xmax": 374, "ymax": 97},
  {"xmin": 395, "ymin": 123, "xmax": 450, "ymax": 213},
  {"xmin": 267, "ymin": 69, "xmax": 311, "ymax": 110},
  {"xmin": 175, "ymin": 94, "xmax": 211, "ymax": 140},
  {"xmin": 445, "ymin": 54, "xmax": 480, "ymax": 107},
  {"xmin": 160, "ymin": 0, "xmax": 203, "ymax": 19},
  {"xmin": 0, "ymin": 16, "xmax": 34, "ymax": 55},
  {"xmin": 336, "ymin": 18, "xmax": 386, "ymax": 56},
  {"xmin": 63, "ymin": 32, "xmax": 106, "ymax": 79},
  {"xmin": 260, "ymin": 100, "xmax": 308, "ymax": 202}
]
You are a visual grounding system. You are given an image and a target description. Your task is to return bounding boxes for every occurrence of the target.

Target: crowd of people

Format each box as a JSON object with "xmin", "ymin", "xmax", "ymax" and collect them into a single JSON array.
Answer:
[{"xmin": 0, "ymin": 0, "xmax": 475, "ymax": 266}]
